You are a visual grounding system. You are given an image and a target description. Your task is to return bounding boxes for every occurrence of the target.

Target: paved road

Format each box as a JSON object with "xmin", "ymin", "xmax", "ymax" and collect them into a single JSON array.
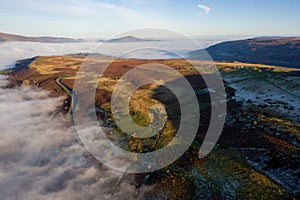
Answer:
[{"xmin": 55, "ymin": 76, "xmax": 77, "ymax": 119}]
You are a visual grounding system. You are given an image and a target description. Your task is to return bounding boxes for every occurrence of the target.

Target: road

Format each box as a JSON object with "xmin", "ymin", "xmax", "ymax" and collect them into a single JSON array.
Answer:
[{"xmin": 55, "ymin": 76, "xmax": 77, "ymax": 120}]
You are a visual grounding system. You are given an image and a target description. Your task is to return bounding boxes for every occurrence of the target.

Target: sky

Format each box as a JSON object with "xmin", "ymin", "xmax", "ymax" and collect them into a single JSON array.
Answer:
[{"xmin": 0, "ymin": 0, "xmax": 300, "ymax": 38}]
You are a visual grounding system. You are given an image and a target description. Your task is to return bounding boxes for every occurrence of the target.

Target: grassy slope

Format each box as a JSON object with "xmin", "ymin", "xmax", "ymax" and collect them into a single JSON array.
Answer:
[{"xmin": 189, "ymin": 37, "xmax": 300, "ymax": 68}]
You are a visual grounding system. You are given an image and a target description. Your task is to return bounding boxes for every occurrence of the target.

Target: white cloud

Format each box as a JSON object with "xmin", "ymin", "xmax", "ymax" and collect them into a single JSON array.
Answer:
[
  {"xmin": 0, "ymin": 77, "xmax": 140, "ymax": 199},
  {"xmin": 197, "ymin": 4, "xmax": 211, "ymax": 16},
  {"xmin": 0, "ymin": 39, "xmax": 220, "ymax": 70}
]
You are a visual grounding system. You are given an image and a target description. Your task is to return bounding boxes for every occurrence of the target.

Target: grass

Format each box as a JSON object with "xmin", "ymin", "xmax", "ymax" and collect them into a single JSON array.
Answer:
[
  {"xmin": 259, "ymin": 115, "xmax": 300, "ymax": 142},
  {"xmin": 0, "ymin": 69, "xmax": 12, "ymax": 75},
  {"xmin": 158, "ymin": 147, "xmax": 292, "ymax": 199}
]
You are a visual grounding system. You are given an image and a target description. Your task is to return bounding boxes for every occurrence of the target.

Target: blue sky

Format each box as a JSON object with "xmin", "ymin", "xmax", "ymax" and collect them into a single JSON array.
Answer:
[{"xmin": 0, "ymin": 0, "xmax": 300, "ymax": 38}]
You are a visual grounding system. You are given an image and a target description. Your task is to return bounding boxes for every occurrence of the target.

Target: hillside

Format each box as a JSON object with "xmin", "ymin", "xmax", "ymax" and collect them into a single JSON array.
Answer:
[
  {"xmin": 2, "ymin": 56, "xmax": 299, "ymax": 198},
  {"xmin": 0, "ymin": 32, "xmax": 81, "ymax": 43},
  {"xmin": 189, "ymin": 37, "xmax": 300, "ymax": 68}
]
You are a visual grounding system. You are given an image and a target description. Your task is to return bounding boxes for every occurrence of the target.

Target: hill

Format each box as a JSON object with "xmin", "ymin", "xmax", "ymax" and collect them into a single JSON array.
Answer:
[
  {"xmin": 189, "ymin": 37, "xmax": 300, "ymax": 68},
  {"xmin": 0, "ymin": 32, "xmax": 81, "ymax": 43},
  {"xmin": 1, "ymin": 55, "xmax": 299, "ymax": 197},
  {"xmin": 103, "ymin": 36, "xmax": 159, "ymax": 43}
]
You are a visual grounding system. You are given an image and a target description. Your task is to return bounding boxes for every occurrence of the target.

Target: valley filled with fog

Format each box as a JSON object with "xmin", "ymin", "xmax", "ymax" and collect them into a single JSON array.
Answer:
[
  {"xmin": 0, "ymin": 37, "xmax": 233, "ymax": 70},
  {"xmin": 0, "ymin": 76, "xmax": 144, "ymax": 199},
  {"xmin": 0, "ymin": 38, "xmax": 225, "ymax": 198}
]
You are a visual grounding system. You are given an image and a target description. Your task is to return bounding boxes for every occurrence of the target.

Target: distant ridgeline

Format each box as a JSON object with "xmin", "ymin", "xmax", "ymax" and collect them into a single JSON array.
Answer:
[
  {"xmin": 0, "ymin": 32, "xmax": 81, "ymax": 43},
  {"xmin": 189, "ymin": 37, "xmax": 300, "ymax": 68},
  {"xmin": 99, "ymin": 36, "xmax": 160, "ymax": 43}
]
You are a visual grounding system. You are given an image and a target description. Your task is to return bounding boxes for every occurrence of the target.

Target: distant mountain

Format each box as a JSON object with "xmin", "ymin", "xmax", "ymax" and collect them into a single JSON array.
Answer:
[
  {"xmin": 103, "ymin": 36, "xmax": 159, "ymax": 43},
  {"xmin": 0, "ymin": 32, "xmax": 81, "ymax": 43},
  {"xmin": 189, "ymin": 37, "xmax": 300, "ymax": 68}
]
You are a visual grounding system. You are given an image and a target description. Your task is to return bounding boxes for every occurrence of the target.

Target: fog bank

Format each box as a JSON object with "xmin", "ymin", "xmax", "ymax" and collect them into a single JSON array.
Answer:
[{"xmin": 0, "ymin": 76, "xmax": 139, "ymax": 199}]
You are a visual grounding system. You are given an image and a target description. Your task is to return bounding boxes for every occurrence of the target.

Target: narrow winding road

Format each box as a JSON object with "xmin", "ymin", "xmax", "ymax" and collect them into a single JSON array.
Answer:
[{"xmin": 55, "ymin": 76, "xmax": 77, "ymax": 119}]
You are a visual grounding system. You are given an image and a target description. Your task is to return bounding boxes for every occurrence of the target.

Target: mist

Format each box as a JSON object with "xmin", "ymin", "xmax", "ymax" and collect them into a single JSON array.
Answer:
[
  {"xmin": 0, "ymin": 76, "xmax": 141, "ymax": 199},
  {"xmin": 0, "ymin": 38, "xmax": 228, "ymax": 70}
]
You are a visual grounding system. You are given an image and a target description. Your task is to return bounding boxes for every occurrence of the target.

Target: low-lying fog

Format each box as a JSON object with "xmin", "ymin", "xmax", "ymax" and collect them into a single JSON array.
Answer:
[
  {"xmin": 0, "ymin": 76, "xmax": 143, "ymax": 199},
  {"xmin": 0, "ymin": 38, "xmax": 227, "ymax": 70}
]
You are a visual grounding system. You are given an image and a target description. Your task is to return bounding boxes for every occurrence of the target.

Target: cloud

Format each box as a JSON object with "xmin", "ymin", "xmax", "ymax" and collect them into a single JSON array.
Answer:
[
  {"xmin": 197, "ymin": 4, "xmax": 211, "ymax": 16},
  {"xmin": 0, "ymin": 76, "xmax": 141, "ymax": 199},
  {"xmin": 0, "ymin": 39, "xmax": 223, "ymax": 70}
]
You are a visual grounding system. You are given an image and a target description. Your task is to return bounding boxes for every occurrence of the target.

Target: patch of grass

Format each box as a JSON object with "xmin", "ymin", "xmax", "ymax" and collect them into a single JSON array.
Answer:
[
  {"xmin": 259, "ymin": 115, "xmax": 300, "ymax": 141},
  {"xmin": 130, "ymin": 110, "xmax": 150, "ymax": 126},
  {"xmin": 158, "ymin": 147, "xmax": 292, "ymax": 199},
  {"xmin": 0, "ymin": 69, "xmax": 12, "ymax": 75}
]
